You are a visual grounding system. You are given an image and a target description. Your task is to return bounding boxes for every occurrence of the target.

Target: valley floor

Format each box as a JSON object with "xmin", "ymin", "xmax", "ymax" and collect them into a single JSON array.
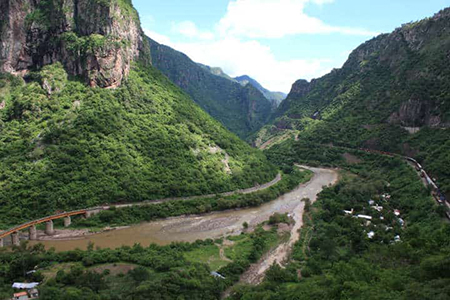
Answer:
[{"xmin": 25, "ymin": 167, "xmax": 334, "ymax": 251}]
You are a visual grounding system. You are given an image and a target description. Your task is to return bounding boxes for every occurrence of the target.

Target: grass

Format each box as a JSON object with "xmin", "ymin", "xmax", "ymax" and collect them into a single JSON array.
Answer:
[
  {"xmin": 90, "ymin": 263, "xmax": 137, "ymax": 276},
  {"xmin": 184, "ymin": 226, "xmax": 288, "ymax": 271},
  {"xmin": 225, "ymin": 227, "xmax": 282, "ymax": 261},
  {"xmin": 41, "ymin": 262, "xmax": 76, "ymax": 281},
  {"xmin": 225, "ymin": 236, "xmax": 254, "ymax": 261},
  {"xmin": 184, "ymin": 244, "xmax": 229, "ymax": 271}
]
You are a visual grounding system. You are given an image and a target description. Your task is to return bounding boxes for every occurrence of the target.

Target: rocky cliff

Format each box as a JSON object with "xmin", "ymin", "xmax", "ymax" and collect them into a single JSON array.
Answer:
[{"xmin": 0, "ymin": 0, "xmax": 150, "ymax": 88}]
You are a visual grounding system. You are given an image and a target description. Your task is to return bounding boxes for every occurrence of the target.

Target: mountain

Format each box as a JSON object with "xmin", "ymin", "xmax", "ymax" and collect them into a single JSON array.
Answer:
[
  {"xmin": 197, "ymin": 63, "xmax": 237, "ymax": 82},
  {"xmin": 260, "ymin": 8, "xmax": 450, "ymax": 193},
  {"xmin": 0, "ymin": 0, "xmax": 277, "ymax": 227},
  {"xmin": 235, "ymin": 75, "xmax": 286, "ymax": 108},
  {"xmin": 191, "ymin": 68, "xmax": 287, "ymax": 109},
  {"xmin": 147, "ymin": 37, "xmax": 273, "ymax": 138}
]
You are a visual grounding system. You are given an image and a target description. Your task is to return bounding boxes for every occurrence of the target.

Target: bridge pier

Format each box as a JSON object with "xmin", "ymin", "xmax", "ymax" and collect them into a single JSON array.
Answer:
[
  {"xmin": 0, "ymin": 238, "xmax": 3, "ymax": 248},
  {"xmin": 45, "ymin": 220, "xmax": 54, "ymax": 236},
  {"xmin": 85, "ymin": 211, "xmax": 92, "ymax": 218},
  {"xmin": 64, "ymin": 216, "xmax": 71, "ymax": 227},
  {"xmin": 29, "ymin": 225, "xmax": 37, "ymax": 240},
  {"xmin": 11, "ymin": 233, "xmax": 20, "ymax": 246}
]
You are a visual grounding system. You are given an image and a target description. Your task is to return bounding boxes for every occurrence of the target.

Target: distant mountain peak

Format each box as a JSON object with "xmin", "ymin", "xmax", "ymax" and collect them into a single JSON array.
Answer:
[{"xmin": 234, "ymin": 75, "xmax": 287, "ymax": 108}]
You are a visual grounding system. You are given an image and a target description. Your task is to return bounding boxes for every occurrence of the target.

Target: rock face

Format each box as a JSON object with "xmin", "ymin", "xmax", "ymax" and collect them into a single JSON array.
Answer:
[
  {"xmin": 0, "ymin": 0, "xmax": 150, "ymax": 88},
  {"xmin": 387, "ymin": 98, "xmax": 446, "ymax": 128},
  {"xmin": 289, "ymin": 79, "xmax": 312, "ymax": 99}
]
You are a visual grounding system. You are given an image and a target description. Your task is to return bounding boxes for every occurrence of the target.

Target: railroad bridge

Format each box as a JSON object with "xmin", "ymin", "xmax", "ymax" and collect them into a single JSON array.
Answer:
[{"xmin": 0, "ymin": 208, "xmax": 105, "ymax": 247}]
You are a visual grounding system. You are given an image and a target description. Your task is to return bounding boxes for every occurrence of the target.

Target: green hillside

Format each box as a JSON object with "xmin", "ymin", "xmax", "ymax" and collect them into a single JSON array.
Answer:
[
  {"xmin": 148, "ymin": 38, "xmax": 273, "ymax": 138},
  {"xmin": 0, "ymin": 62, "xmax": 277, "ymax": 228},
  {"xmin": 258, "ymin": 8, "xmax": 450, "ymax": 193},
  {"xmin": 234, "ymin": 75, "xmax": 286, "ymax": 108}
]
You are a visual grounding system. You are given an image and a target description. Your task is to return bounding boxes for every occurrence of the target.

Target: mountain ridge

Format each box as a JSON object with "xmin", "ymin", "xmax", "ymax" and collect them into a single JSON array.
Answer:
[
  {"xmin": 147, "ymin": 37, "xmax": 273, "ymax": 138},
  {"xmin": 259, "ymin": 7, "xmax": 450, "ymax": 192},
  {"xmin": 234, "ymin": 75, "xmax": 286, "ymax": 109}
]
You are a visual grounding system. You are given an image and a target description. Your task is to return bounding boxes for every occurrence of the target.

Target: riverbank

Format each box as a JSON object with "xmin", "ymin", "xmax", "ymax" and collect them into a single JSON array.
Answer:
[
  {"xmin": 221, "ymin": 166, "xmax": 338, "ymax": 297},
  {"xmin": 27, "ymin": 166, "xmax": 337, "ymax": 252}
]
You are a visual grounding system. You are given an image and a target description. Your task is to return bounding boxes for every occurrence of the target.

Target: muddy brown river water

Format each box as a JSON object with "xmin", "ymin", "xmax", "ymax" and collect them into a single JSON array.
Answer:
[{"xmin": 30, "ymin": 166, "xmax": 338, "ymax": 251}]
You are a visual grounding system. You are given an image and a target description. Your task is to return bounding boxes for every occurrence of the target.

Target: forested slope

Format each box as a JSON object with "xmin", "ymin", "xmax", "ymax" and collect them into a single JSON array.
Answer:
[
  {"xmin": 257, "ymin": 7, "xmax": 450, "ymax": 194},
  {"xmin": 234, "ymin": 75, "xmax": 286, "ymax": 109},
  {"xmin": 0, "ymin": 0, "xmax": 277, "ymax": 228},
  {"xmin": 148, "ymin": 38, "xmax": 273, "ymax": 138}
]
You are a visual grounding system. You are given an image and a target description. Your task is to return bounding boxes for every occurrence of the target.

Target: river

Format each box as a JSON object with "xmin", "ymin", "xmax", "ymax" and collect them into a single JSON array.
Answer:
[{"xmin": 30, "ymin": 166, "xmax": 338, "ymax": 252}]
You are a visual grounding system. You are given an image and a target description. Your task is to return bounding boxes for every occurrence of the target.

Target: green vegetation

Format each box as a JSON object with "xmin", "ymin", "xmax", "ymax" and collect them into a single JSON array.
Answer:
[
  {"xmin": 0, "ymin": 63, "xmax": 277, "ymax": 229},
  {"xmin": 258, "ymin": 8, "xmax": 450, "ymax": 194},
  {"xmin": 69, "ymin": 170, "xmax": 311, "ymax": 228},
  {"xmin": 0, "ymin": 224, "xmax": 284, "ymax": 299},
  {"xmin": 148, "ymin": 38, "xmax": 273, "ymax": 138},
  {"xmin": 407, "ymin": 128, "xmax": 450, "ymax": 195},
  {"xmin": 225, "ymin": 226, "xmax": 282, "ymax": 263},
  {"xmin": 230, "ymin": 148, "xmax": 450, "ymax": 299},
  {"xmin": 268, "ymin": 213, "xmax": 290, "ymax": 225},
  {"xmin": 25, "ymin": 0, "xmax": 139, "ymax": 29},
  {"xmin": 61, "ymin": 32, "xmax": 125, "ymax": 56},
  {"xmin": 234, "ymin": 75, "xmax": 286, "ymax": 108},
  {"xmin": 183, "ymin": 244, "xmax": 229, "ymax": 271}
]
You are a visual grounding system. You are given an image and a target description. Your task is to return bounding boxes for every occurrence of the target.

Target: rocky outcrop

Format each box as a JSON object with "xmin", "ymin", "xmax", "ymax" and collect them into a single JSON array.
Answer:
[
  {"xmin": 388, "ymin": 98, "xmax": 447, "ymax": 128},
  {"xmin": 0, "ymin": 0, "xmax": 150, "ymax": 88},
  {"xmin": 289, "ymin": 79, "xmax": 312, "ymax": 99}
]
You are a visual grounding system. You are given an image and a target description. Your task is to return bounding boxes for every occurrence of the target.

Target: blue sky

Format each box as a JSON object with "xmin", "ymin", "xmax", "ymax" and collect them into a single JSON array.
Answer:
[{"xmin": 133, "ymin": 0, "xmax": 450, "ymax": 92}]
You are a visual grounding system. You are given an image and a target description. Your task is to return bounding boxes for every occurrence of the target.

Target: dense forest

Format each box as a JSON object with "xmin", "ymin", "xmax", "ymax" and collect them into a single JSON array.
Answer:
[
  {"xmin": 0, "ymin": 63, "xmax": 277, "ymax": 228},
  {"xmin": 230, "ymin": 144, "xmax": 450, "ymax": 299},
  {"xmin": 2, "ymin": 143, "xmax": 448, "ymax": 299}
]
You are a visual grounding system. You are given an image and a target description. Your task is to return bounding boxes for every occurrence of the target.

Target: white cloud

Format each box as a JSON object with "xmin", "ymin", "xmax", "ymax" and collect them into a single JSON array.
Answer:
[
  {"xmin": 217, "ymin": 0, "xmax": 377, "ymax": 38},
  {"xmin": 172, "ymin": 21, "xmax": 215, "ymax": 40},
  {"xmin": 144, "ymin": 29, "xmax": 172, "ymax": 45}
]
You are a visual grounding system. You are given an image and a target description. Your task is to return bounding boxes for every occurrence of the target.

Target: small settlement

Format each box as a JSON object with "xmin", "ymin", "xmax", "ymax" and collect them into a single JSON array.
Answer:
[{"xmin": 343, "ymin": 193, "xmax": 405, "ymax": 242}]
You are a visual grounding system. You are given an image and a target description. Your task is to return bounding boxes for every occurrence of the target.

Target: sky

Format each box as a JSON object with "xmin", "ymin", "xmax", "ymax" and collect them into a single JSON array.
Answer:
[{"xmin": 133, "ymin": 0, "xmax": 450, "ymax": 93}]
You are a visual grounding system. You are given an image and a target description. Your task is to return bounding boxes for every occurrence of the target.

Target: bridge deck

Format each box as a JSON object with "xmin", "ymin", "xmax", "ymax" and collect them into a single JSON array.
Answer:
[{"xmin": 0, "ymin": 210, "xmax": 88, "ymax": 239}]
